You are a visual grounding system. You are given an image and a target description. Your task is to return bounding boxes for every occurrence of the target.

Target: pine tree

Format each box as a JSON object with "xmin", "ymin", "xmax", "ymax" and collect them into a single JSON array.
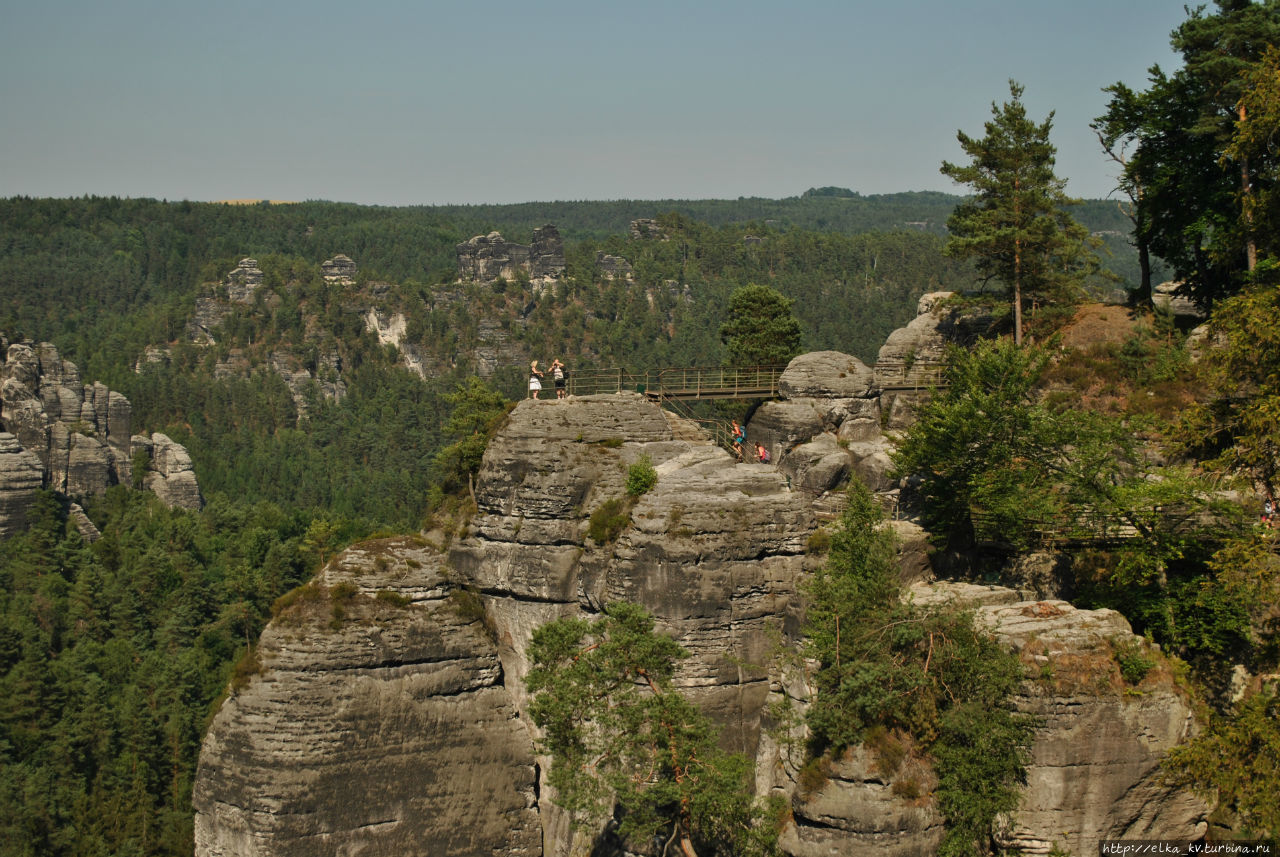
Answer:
[
  {"xmin": 718, "ymin": 284, "xmax": 802, "ymax": 366},
  {"xmin": 941, "ymin": 80, "xmax": 1098, "ymax": 344}
]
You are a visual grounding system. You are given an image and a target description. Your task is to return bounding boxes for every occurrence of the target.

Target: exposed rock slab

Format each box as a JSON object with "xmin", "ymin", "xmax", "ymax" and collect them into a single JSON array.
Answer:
[{"xmin": 194, "ymin": 537, "xmax": 540, "ymax": 857}]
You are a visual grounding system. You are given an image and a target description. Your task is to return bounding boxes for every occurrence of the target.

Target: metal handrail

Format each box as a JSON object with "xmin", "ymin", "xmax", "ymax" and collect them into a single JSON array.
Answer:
[{"xmin": 563, "ymin": 365, "xmax": 787, "ymax": 400}]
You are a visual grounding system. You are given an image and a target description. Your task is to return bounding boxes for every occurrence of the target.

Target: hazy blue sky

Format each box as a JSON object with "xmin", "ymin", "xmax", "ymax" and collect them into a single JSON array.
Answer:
[{"xmin": 1, "ymin": 0, "xmax": 1188, "ymax": 205}]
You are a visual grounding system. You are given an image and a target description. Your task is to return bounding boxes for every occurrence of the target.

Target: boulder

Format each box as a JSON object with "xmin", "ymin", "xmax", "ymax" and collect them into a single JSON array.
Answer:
[
  {"xmin": 778, "ymin": 433, "xmax": 850, "ymax": 494},
  {"xmin": 747, "ymin": 399, "xmax": 825, "ymax": 453},
  {"xmin": 778, "ymin": 351, "xmax": 878, "ymax": 399}
]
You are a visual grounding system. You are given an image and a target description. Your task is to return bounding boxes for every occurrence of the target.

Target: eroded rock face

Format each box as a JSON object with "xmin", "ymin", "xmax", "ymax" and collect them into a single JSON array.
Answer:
[
  {"xmin": 133, "ymin": 433, "xmax": 203, "ymax": 511},
  {"xmin": 913, "ymin": 583, "xmax": 1209, "ymax": 856},
  {"xmin": 0, "ymin": 432, "xmax": 44, "ymax": 536},
  {"xmin": 874, "ymin": 292, "xmax": 996, "ymax": 430},
  {"xmin": 456, "ymin": 225, "xmax": 565, "ymax": 284},
  {"xmin": 1, "ymin": 340, "xmax": 144, "ymax": 500},
  {"xmin": 193, "ymin": 537, "xmax": 541, "ymax": 857},
  {"xmin": 321, "ymin": 254, "xmax": 357, "ymax": 284},
  {"xmin": 782, "ymin": 746, "xmax": 944, "ymax": 857},
  {"xmin": 449, "ymin": 393, "xmax": 815, "ymax": 852}
]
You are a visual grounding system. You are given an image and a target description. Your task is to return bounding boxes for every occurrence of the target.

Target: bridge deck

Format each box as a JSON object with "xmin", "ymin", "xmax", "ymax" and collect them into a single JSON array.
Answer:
[{"xmin": 565, "ymin": 363, "xmax": 947, "ymax": 400}]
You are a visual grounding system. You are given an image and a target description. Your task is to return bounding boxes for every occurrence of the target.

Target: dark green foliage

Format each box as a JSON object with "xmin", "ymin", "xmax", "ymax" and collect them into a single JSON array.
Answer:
[
  {"xmin": 1095, "ymin": 1, "xmax": 1280, "ymax": 308},
  {"xmin": 719, "ymin": 284, "xmax": 803, "ymax": 366},
  {"xmin": 525, "ymin": 603, "xmax": 777, "ymax": 856},
  {"xmin": 1112, "ymin": 637, "xmax": 1156, "ymax": 685},
  {"xmin": 429, "ymin": 378, "xmax": 512, "ymax": 502},
  {"xmin": 0, "ymin": 488, "xmax": 322, "ymax": 857},
  {"xmin": 1165, "ymin": 686, "xmax": 1280, "ymax": 843},
  {"xmin": 803, "ymin": 482, "xmax": 1031, "ymax": 856},
  {"xmin": 625, "ymin": 455, "xmax": 658, "ymax": 497}
]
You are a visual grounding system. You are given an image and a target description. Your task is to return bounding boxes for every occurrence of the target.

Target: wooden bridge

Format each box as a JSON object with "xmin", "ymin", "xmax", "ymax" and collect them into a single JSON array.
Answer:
[{"xmin": 564, "ymin": 362, "xmax": 947, "ymax": 401}]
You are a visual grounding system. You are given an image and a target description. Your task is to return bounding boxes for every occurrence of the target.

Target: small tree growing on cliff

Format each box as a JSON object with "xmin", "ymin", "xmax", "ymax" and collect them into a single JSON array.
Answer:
[{"xmin": 525, "ymin": 602, "xmax": 777, "ymax": 857}]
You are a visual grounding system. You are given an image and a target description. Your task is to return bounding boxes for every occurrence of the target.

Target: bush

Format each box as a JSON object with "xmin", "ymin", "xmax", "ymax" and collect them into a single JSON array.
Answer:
[
  {"xmin": 588, "ymin": 498, "xmax": 630, "ymax": 544},
  {"xmin": 375, "ymin": 590, "xmax": 412, "ymax": 608},
  {"xmin": 626, "ymin": 455, "xmax": 658, "ymax": 497},
  {"xmin": 1112, "ymin": 637, "xmax": 1156, "ymax": 684}
]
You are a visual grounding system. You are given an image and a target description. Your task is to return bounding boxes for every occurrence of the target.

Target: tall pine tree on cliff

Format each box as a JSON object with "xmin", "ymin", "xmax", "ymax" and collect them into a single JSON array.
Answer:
[{"xmin": 941, "ymin": 80, "xmax": 1097, "ymax": 345}]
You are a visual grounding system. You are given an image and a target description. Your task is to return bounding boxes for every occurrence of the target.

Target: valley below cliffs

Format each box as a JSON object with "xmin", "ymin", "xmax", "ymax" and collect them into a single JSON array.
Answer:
[{"xmin": 194, "ymin": 325, "xmax": 1210, "ymax": 857}]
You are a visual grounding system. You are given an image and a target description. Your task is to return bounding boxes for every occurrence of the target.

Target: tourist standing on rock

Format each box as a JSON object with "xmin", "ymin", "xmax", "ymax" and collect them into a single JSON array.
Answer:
[
  {"xmin": 529, "ymin": 360, "xmax": 544, "ymax": 400},
  {"xmin": 755, "ymin": 442, "xmax": 770, "ymax": 464},
  {"xmin": 550, "ymin": 358, "xmax": 566, "ymax": 399}
]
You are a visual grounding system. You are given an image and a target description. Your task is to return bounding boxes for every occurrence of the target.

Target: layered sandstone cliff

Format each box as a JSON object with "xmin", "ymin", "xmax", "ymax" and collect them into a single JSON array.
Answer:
[
  {"xmin": 195, "ymin": 381, "xmax": 1209, "ymax": 857},
  {"xmin": 194, "ymin": 536, "xmax": 541, "ymax": 857}
]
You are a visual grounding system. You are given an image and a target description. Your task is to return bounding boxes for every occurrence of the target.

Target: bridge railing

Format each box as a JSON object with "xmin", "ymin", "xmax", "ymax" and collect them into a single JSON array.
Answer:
[
  {"xmin": 564, "ymin": 365, "xmax": 786, "ymax": 399},
  {"xmin": 653, "ymin": 365, "xmax": 784, "ymax": 399},
  {"xmin": 874, "ymin": 361, "xmax": 949, "ymax": 391},
  {"xmin": 564, "ymin": 368, "xmax": 651, "ymax": 397}
]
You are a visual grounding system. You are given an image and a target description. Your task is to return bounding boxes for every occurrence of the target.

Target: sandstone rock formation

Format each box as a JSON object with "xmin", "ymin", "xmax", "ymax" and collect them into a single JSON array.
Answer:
[
  {"xmin": 630, "ymin": 218, "xmax": 667, "ymax": 240},
  {"xmin": 132, "ymin": 433, "xmax": 203, "ymax": 511},
  {"xmin": 193, "ymin": 536, "xmax": 540, "ymax": 857},
  {"xmin": 1153, "ymin": 280, "xmax": 1207, "ymax": 320},
  {"xmin": 195, "ymin": 378, "xmax": 1208, "ymax": 857},
  {"xmin": 595, "ymin": 251, "xmax": 634, "ymax": 279},
  {"xmin": 2, "ymin": 341, "xmax": 133, "ymax": 496},
  {"xmin": 913, "ymin": 582, "xmax": 1208, "ymax": 856},
  {"xmin": 874, "ymin": 291, "xmax": 995, "ymax": 429},
  {"xmin": 225, "ymin": 258, "xmax": 264, "ymax": 304},
  {"xmin": 0, "ymin": 432, "xmax": 44, "ymax": 536},
  {"xmin": 196, "ymin": 394, "xmax": 816, "ymax": 857},
  {"xmin": 0, "ymin": 339, "xmax": 202, "ymax": 519},
  {"xmin": 320, "ymin": 254, "xmax": 357, "ymax": 284},
  {"xmin": 456, "ymin": 225, "xmax": 565, "ymax": 284}
]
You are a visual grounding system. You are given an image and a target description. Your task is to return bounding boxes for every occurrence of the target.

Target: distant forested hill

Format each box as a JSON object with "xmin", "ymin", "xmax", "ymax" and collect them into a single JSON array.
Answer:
[{"xmin": 0, "ymin": 192, "xmax": 1147, "ymax": 532}]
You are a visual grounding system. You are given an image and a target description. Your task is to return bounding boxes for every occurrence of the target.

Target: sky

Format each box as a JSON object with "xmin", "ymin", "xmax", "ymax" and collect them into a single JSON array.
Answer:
[{"xmin": 0, "ymin": 0, "xmax": 1191, "ymax": 206}]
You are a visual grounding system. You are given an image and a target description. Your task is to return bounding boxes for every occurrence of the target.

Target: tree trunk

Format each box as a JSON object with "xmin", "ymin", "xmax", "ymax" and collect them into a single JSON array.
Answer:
[
  {"xmin": 1013, "ymin": 242, "xmax": 1024, "ymax": 346},
  {"xmin": 1138, "ymin": 241, "xmax": 1153, "ymax": 307},
  {"xmin": 1240, "ymin": 103, "xmax": 1258, "ymax": 272}
]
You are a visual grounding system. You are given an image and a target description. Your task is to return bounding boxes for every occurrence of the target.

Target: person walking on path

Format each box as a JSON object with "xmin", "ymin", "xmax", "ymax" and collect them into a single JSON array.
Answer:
[{"xmin": 529, "ymin": 360, "xmax": 544, "ymax": 400}]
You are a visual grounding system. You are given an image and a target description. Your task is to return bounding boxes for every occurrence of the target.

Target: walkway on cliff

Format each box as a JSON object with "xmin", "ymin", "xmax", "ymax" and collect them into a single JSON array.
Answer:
[{"xmin": 564, "ymin": 363, "xmax": 946, "ymax": 401}]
